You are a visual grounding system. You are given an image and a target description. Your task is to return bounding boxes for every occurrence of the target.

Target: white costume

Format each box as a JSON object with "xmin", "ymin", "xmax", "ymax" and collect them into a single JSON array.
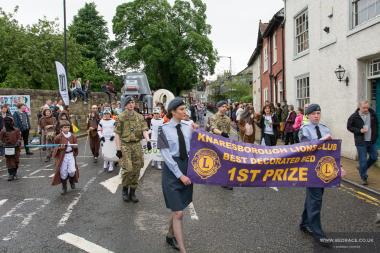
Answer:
[
  {"xmin": 60, "ymin": 132, "xmax": 76, "ymax": 180},
  {"xmin": 98, "ymin": 118, "xmax": 116, "ymax": 172},
  {"xmin": 150, "ymin": 118, "xmax": 164, "ymax": 169}
]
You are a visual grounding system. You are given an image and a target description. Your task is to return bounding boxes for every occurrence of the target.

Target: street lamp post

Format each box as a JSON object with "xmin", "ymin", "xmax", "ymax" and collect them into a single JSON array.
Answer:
[{"xmin": 63, "ymin": 0, "xmax": 68, "ymax": 75}]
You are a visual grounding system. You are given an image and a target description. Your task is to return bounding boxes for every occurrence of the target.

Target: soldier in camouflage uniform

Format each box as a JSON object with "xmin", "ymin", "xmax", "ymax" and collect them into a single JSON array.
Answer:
[
  {"xmin": 210, "ymin": 100, "xmax": 231, "ymax": 138},
  {"xmin": 210, "ymin": 100, "xmax": 232, "ymax": 190},
  {"xmin": 115, "ymin": 96, "xmax": 151, "ymax": 203}
]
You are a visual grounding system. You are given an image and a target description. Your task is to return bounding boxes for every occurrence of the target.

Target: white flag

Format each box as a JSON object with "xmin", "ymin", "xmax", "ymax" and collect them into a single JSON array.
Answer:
[{"xmin": 55, "ymin": 61, "xmax": 70, "ymax": 105}]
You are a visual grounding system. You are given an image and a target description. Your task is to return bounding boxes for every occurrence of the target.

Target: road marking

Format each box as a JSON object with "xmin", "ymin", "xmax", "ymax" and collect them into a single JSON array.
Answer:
[
  {"xmin": 80, "ymin": 163, "xmax": 88, "ymax": 168},
  {"xmin": 340, "ymin": 184, "xmax": 380, "ymax": 206},
  {"xmin": 29, "ymin": 169, "xmax": 43, "ymax": 176},
  {"xmin": 188, "ymin": 202, "xmax": 199, "ymax": 220},
  {"xmin": 58, "ymin": 233, "xmax": 114, "ymax": 253},
  {"xmin": 0, "ymin": 198, "xmax": 50, "ymax": 241},
  {"xmin": 57, "ymin": 176, "xmax": 97, "ymax": 227},
  {"xmin": 45, "ymin": 164, "xmax": 53, "ymax": 168},
  {"xmin": 22, "ymin": 176, "xmax": 46, "ymax": 179},
  {"xmin": 100, "ymin": 158, "xmax": 151, "ymax": 194},
  {"xmin": 0, "ymin": 199, "xmax": 8, "ymax": 206},
  {"xmin": 48, "ymin": 173, "xmax": 55, "ymax": 178},
  {"xmin": 270, "ymin": 187, "xmax": 279, "ymax": 192}
]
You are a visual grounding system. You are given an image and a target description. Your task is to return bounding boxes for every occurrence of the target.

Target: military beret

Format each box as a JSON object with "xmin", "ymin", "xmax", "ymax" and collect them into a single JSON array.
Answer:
[
  {"xmin": 59, "ymin": 120, "xmax": 71, "ymax": 128},
  {"xmin": 216, "ymin": 100, "xmax": 228, "ymax": 108},
  {"xmin": 125, "ymin": 96, "xmax": 134, "ymax": 104},
  {"xmin": 167, "ymin": 97, "xmax": 185, "ymax": 112},
  {"xmin": 305, "ymin": 104, "xmax": 321, "ymax": 115}
]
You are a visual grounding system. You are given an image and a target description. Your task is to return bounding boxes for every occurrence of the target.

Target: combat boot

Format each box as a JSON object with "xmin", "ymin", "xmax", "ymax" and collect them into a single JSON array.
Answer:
[
  {"xmin": 61, "ymin": 180, "xmax": 68, "ymax": 195},
  {"xmin": 129, "ymin": 188, "xmax": 139, "ymax": 203},
  {"xmin": 122, "ymin": 187, "xmax": 130, "ymax": 202}
]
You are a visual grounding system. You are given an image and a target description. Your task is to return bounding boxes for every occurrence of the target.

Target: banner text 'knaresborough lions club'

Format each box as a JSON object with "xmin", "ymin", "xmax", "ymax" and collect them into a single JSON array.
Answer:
[{"xmin": 187, "ymin": 130, "xmax": 341, "ymax": 188}]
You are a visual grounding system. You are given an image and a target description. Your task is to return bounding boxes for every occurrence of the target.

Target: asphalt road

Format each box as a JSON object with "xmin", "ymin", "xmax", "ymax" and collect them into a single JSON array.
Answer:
[{"xmin": 1, "ymin": 137, "xmax": 380, "ymax": 253}]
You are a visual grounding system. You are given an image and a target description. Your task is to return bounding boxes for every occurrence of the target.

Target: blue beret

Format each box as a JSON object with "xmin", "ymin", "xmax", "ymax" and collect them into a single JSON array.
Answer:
[
  {"xmin": 167, "ymin": 97, "xmax": 185, "ymax": 112},
  {"xmin": 216, "ymin": 100, "xmax": 228, "ymax": 108},
  {"xmin": 125, "ymin": 96, "xmax": 134, "ymax": 104},
  {"xmin": 306, "ymin": 104, "xmax": 321, "ymax": 115}
]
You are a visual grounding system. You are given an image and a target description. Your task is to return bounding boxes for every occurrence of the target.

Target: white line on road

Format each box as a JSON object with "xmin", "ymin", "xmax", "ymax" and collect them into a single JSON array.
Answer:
[
  {"xmin": 270, "ymin": 187, "xmax": 279, "ymax": 192},
  {"xmin": 48, "ymin": 173, "xmax": 55, "ymax": 178},
  {"xmin": 45, "ymin": 164, "xmax": 53, "ymax": 168},
  {"xmin": 1, "ymin": 198, "xmax": 50, "ymax": 241},
  {"xmin": 188, "ymin": 202, "xmax": 199, "ymax": 221},
  {"xmin": 29, "ymin": 169, "xmax": 42, "ymax": 176},
  {"xmin": 0, "ymin": 199, "xmax": 8, "ymax": 206},
  {"xmin": 58, "ymin": 233, "xmax": 114, "ymax": 253},
  {"xmin": 100, "ymin": 158, "xmax": 152, "ymax": 194},
  {"xmin": 57, "ymin": 176, "xmax": 97, "ymax": 227},
  {"xmin": 80, "ymin": 163, "xmax": 88, "ymax": 168}
]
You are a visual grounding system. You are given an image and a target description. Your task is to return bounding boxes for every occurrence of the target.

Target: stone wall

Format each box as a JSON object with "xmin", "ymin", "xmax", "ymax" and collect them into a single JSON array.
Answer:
[{"xmin": 0, "ymin": 88, "xmax": 110, "ymax": 132}]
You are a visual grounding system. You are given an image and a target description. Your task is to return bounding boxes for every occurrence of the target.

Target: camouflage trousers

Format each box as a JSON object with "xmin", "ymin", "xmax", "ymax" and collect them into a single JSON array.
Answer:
[{"xmin": 120, "ymin": 142, "xmax": 144, "ymax": 189}]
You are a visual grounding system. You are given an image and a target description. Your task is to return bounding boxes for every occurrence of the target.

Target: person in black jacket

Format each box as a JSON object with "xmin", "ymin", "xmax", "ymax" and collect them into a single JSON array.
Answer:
[
  {"xmin": 256, "ymin": 105, "xmax": 280, "ymax": 146},
  {"xmin": 13, "ymin": 103, "xmax": 33, "ymax": 155},
  {"xmin": 347, "ymin": 101, "xmax": 379, "ymax": 185}
]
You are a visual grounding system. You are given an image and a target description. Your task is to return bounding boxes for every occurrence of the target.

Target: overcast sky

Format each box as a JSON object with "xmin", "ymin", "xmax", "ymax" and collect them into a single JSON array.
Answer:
[{"xmin": 0, "ymin": 0, "xmax": 284, "ymax": 79}]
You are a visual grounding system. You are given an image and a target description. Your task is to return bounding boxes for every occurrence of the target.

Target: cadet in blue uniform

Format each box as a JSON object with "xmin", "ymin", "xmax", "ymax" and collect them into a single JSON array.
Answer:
[
  {"xmin": 157, "ymin": 97, "xmax": 194, "ymax": 253},
  {"xmin": 298, "ymin": 104, "xmax": 333, "ymax": 247}
]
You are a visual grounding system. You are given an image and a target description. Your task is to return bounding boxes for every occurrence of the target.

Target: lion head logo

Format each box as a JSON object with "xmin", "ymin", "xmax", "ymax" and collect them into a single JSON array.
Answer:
[
  {"xmin": 191, "ymin": 148, "xmax": 221, "ymax": 179},
  {"xmin": 315, "ymin": 156, "xmax": 339, "ymax": 183}
]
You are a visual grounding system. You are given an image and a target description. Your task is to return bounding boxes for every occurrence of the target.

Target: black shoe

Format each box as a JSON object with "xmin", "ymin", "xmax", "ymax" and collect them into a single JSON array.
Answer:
[
  {"xmin": 122, "ymin": 187, "xmax": 130, "ymax": 202},
  {"xmin": 45, "ymin": 156, "xmax": 50, "ymax": 163},
  {"xmin": 69, "ymin": 177, "xmax": 76, "ymax": 189},
  {"xmin": 129, "ymin": 188, "xmax": 139, "ymax": 203},
  {"xmin": 314, "ymin": 236, "xmax": 333, "ymax": 248},
  {"xmin": 362, "ymin": 179, "xmax": 368, "ymax": 185},
  {"xmin": 61, "ymin": 182, "xmax": 68, "ymax": 195},
  {"xmin": 222, "ymin": 186, "xmax": 233, "ymax": 190},
  {"xmin": 166, "ymin": 236, "xmax": 180, "ymax": 251},
  {"xmin": 26, "ymin": 152, "xmax": 34, "ymax": 155},
  {"xmin": 7, "ymin": 175, "xmax": 14, "ymax": 181},
  {"xmin": 300, "ymin": 226, "xmax": 314, "ymax": 236}
]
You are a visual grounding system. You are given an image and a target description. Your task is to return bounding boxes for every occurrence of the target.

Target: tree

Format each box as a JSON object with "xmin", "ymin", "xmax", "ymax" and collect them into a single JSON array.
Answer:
[
  {"xmin": 69, "ymin": 2, "xmax": 109, "ymax": 68},
  {"xmin": 0, "ymin": 7, "xmax": 119, "ymax": 90},
  {"xmin": 112, "ymin": 0, "xmax": 217, "ymax": 94}
]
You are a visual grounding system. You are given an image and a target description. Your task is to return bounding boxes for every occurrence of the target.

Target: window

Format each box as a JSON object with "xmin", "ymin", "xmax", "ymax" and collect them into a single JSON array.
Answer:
[
  {"xmin": 263, "ymin": 45, "xmax": 268, "ymax": 72},
  {"xmin": 264, "ymin": 88, "xmax": 268, "ymax": 102},
  {"xmin": 296, "ymin": 76, "xmax": 310, "ymax": 108},
  {"xmin": 352, "ymin": 0, "xmax": 380, "ymax": 28},
  {"xmin": 368, "ymin": 58, "xmax": 380, "ymax": 78},
  {"xmin": 272, "ymin": 32, "xmax": 277, "ymax": 64},
  {"xmin": 295, "ymin": 10, "xmax": 309, "ymax": 54},
  {"xmin": 278, "ymin": 80, "xmax": 283, "ymax": 103}
]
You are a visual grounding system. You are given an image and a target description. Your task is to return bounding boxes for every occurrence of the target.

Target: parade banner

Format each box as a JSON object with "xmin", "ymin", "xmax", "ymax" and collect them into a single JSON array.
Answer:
[
  {"xmin": 55, "ymin": 61, "xmax": 69, "ymax": 105},
  {"xmin": 187, "ymin": 130, "xmax": 342, "ymax": 188},
  {"xmin": 0, "ymin": 95, "xmax": 31, "ymax": 115}
]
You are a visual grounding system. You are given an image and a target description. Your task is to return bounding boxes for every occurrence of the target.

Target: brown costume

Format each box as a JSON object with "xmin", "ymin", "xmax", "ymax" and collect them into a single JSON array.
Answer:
[
  {"xmin": 87, "ymin": 112, "xmax": 100, "ymax": 158},
  {"xmin": 56, "ymin": 111, "xmax": 72, "ymax": 134},
  {"xmin": 39, "ymin": 110, "xmax": 57, "ymax": 159},
  {"xmin": 51, "ymin": 132, "xmax": 79, "ymax": 186},
  {"xmin": 0, "ymin": 128, "xmax": 21, "ymax": 172}
]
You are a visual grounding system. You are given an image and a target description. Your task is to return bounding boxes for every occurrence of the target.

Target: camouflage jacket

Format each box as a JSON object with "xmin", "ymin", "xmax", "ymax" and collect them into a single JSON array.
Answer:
[
  {"xmin": 210, "ymin": 113, "xmax": 231, "ymax": 134},
  {"xmin": 115, "ymin": 110, "xmax": 148, "ymax": 143}
]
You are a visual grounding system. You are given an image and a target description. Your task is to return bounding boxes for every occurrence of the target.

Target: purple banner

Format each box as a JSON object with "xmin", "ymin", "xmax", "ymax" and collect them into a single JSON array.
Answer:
[{"xmin": 187, "ymin": 130, "xmax": 342, "ymax": 188}]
